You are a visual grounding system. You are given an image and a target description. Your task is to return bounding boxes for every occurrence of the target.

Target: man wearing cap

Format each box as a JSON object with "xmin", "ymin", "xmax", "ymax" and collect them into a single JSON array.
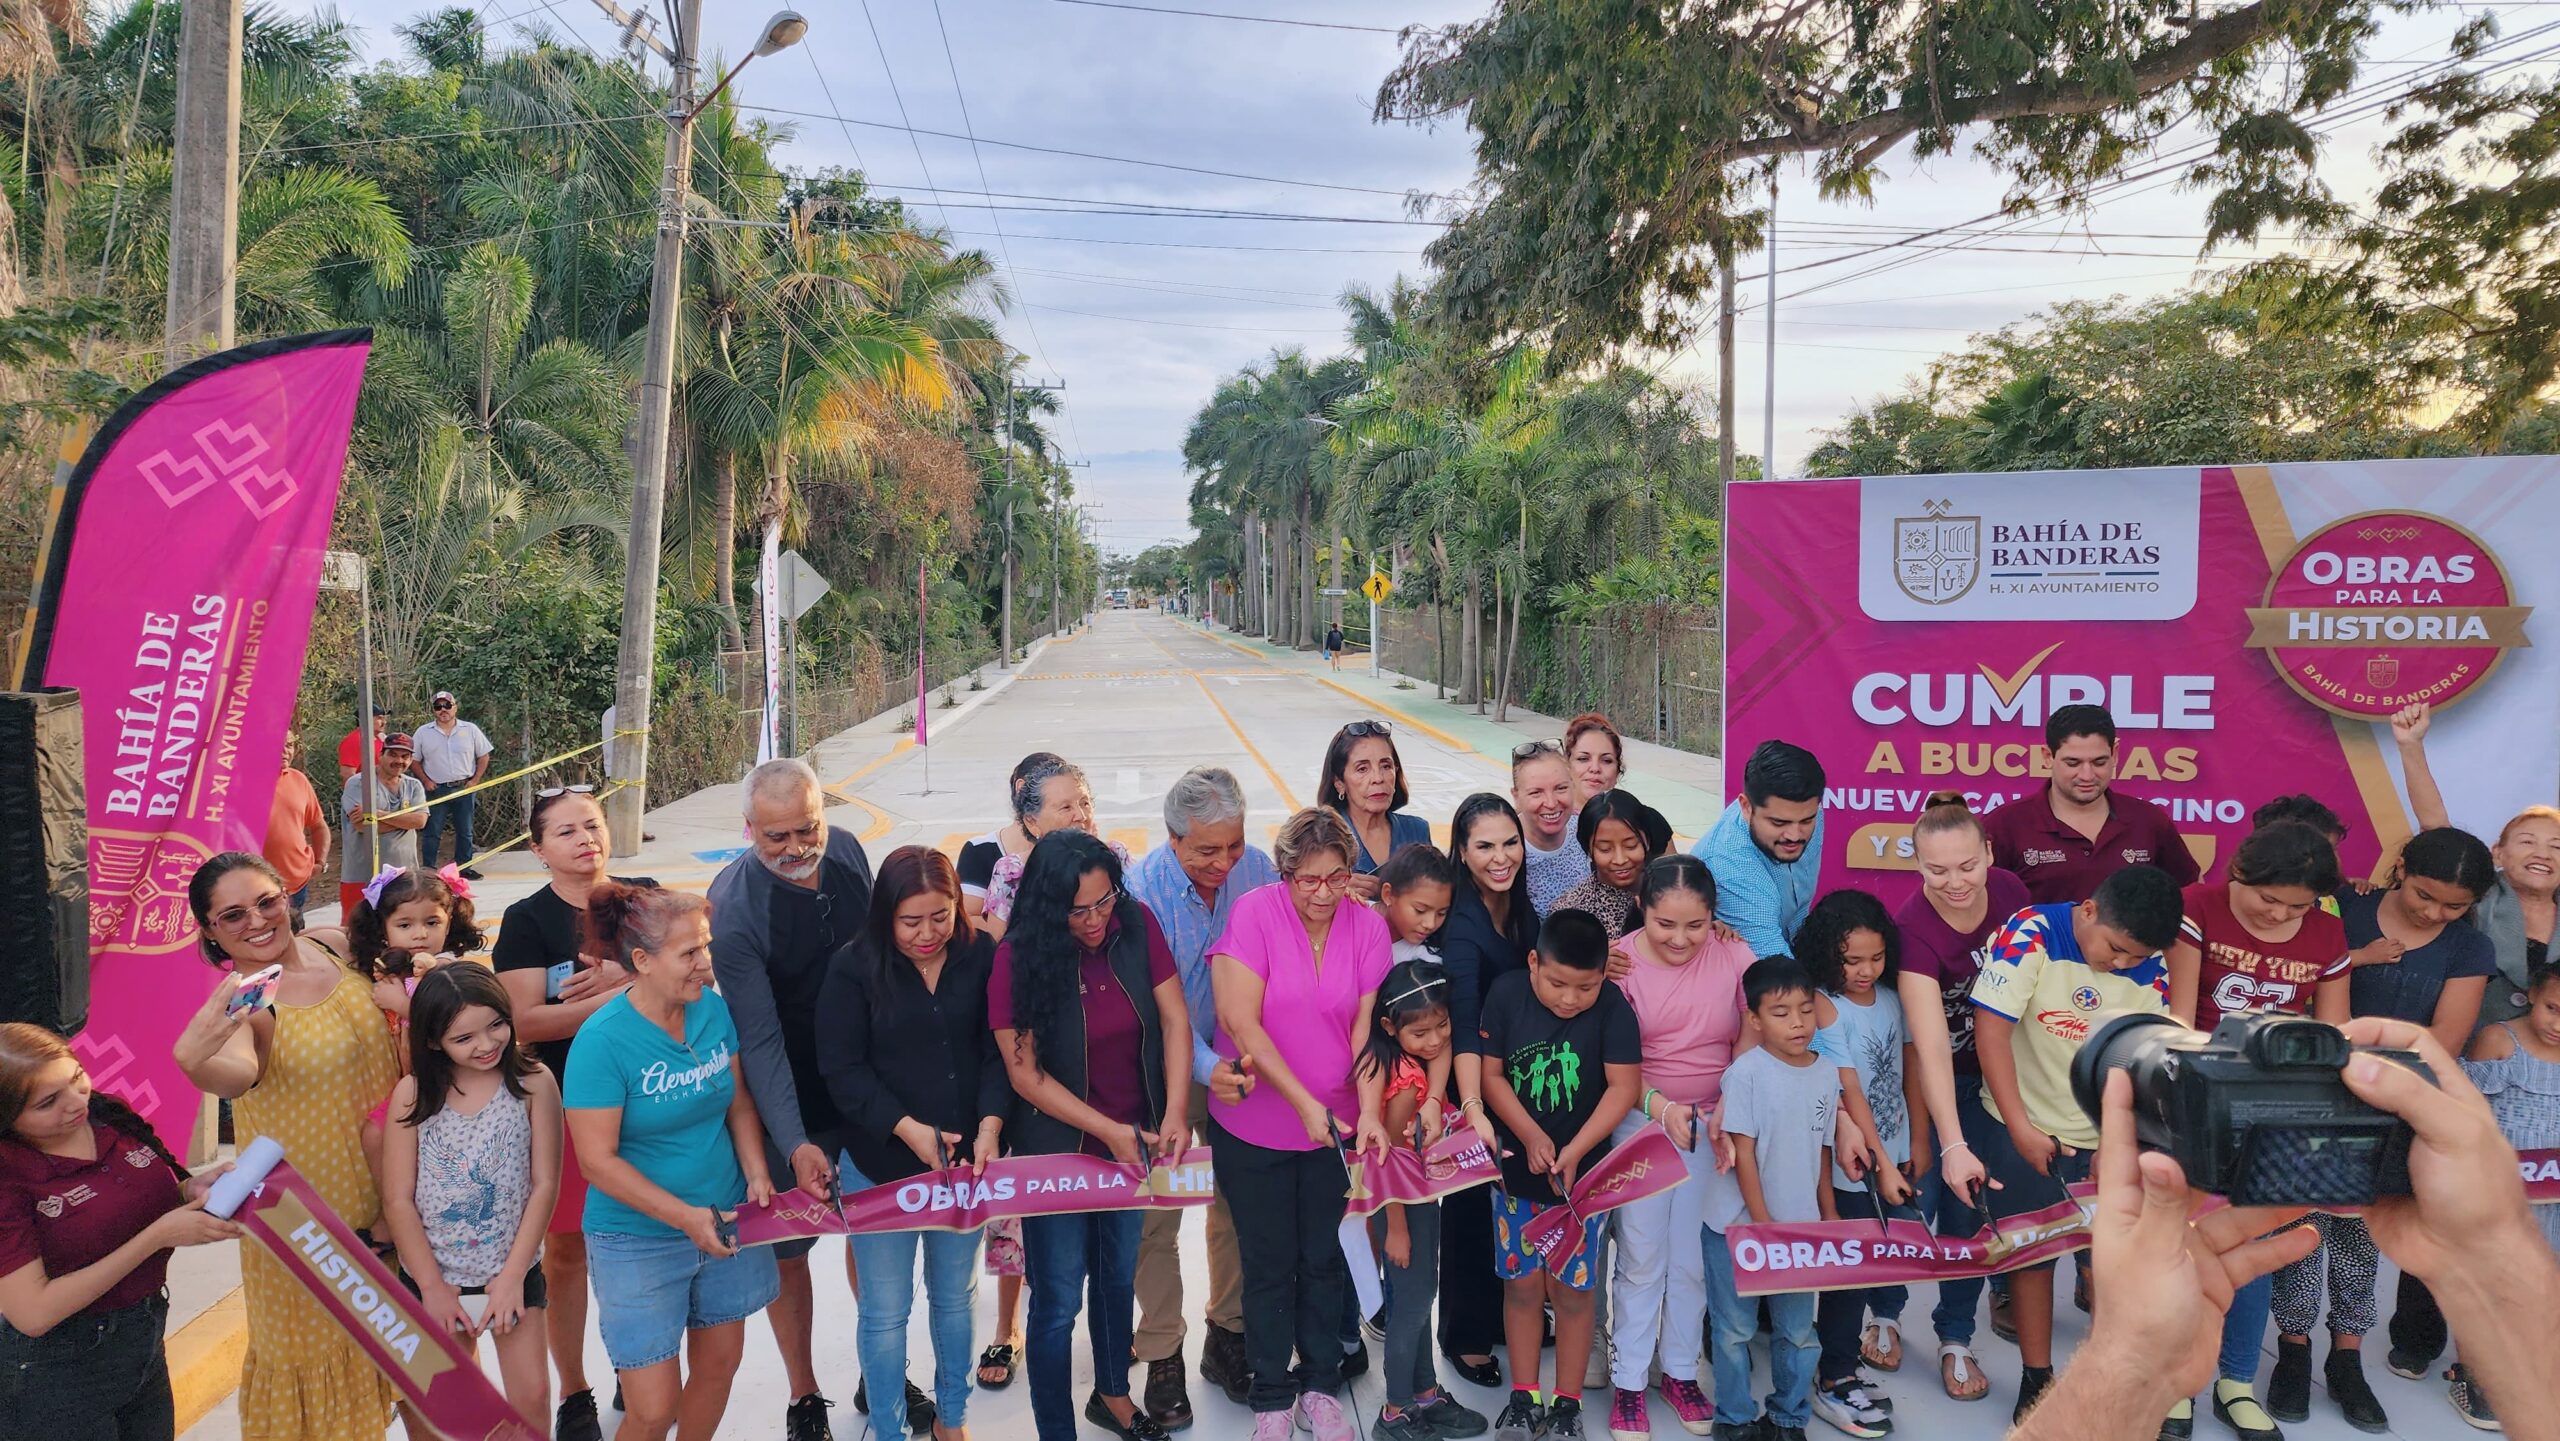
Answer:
[
  {"xmin": 417, "ymin": 689, "xmax": 495, "ymax": 877},
  {"xmin": 340, "ymin": 730, "xmax": 428, "ymax": 917},
  {"xmin": 339, "ymin": 703, "xmax": 389, "ymax": 783}
]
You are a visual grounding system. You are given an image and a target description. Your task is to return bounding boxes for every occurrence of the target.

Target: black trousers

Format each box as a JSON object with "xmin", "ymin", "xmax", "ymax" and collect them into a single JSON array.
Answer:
[
  {"xmin": 1437, "ymin": 1172, "xmax": 1503, "ymax": 1358},
  {"xmin": 0, "ymin": 1295, "xmax": 172, "ymax": 1441},
  {"xmin": 1210, "ymin": 1117, "xmax": 1354, "ymax": 1414},
  {"xmin": 2388, "ymin": 1270, "xmax": 2447, "ymax": 1365}
]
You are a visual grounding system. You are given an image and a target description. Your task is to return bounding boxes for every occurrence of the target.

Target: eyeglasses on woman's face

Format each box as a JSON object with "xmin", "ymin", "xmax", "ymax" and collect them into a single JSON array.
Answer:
[
  {"xmin": 1065, "ymin": 888, "xmax": 1122, "ymax": 923},
  {"xmin": 212, "ymin": 891, "xmax": 289, "ymax": 931},
  {"xmin": 1290, "ymin": 870, "xmax": 1352, "ymax": 894}
]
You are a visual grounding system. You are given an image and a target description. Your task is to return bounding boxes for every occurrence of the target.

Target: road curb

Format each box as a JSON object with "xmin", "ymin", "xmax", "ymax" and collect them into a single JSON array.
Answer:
[{"xmin": 169, "ymin": 1284, "xmax": 247, "ymax": 1435}]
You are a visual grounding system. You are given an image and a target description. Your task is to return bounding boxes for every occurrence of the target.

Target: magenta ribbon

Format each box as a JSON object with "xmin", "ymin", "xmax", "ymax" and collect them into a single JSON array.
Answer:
[
  {"xmin": 1341, "ymin": 1127, "xmax": 1503, "ymax": 1218},
  {"xmin": 1726, "ymin": 1147, "xmax": 2560, "ymax": 1298},
  {"xmin": 213, "ymin": 1149, "xmax": 541, "ymax": 1439},
  {"xmin": 733, "ymin": 1147, "xmax": 1217, "ymax": 1247},
  {"xmin": 1517, "ymin": 1125, "xmax": 1690, "ymax": 1279}
]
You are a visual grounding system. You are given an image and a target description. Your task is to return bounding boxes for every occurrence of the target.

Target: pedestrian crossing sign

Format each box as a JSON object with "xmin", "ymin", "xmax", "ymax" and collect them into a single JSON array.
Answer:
[{"xmin": 1362, "ymin": 571, "xmax": 1393, "ymax": 605}]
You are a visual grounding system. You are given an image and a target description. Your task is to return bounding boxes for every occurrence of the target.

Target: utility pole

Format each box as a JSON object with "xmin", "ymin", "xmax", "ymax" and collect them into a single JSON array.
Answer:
[
  {"xmin": 163, "ymin": 0, "xmax": 241, "ymax": 364},
  {"xmin": 1717, "ymin": 242, "xmax": 1737, "ymax": 488},
  {"xmin": 605, "ymin": 0, "xmax": 704, "ymax": 856},
  {"xmin": 1762, "ymin": 173, "xmax": 1779, "ymax": 483}
]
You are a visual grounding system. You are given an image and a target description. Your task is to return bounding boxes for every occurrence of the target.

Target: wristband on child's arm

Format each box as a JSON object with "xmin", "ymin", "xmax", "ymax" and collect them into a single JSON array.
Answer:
[
  {"xmin": 1941, "ymin": 1140, "xmax": 1974, "ymax": 1157},
  {"xmin": 1459, "ymin": 1097, "xmax": 1484, "ymax": 1115},
  {"xmin": 1640, "ymin": 1087, "xmax": 1660, "ymax": 1120}
]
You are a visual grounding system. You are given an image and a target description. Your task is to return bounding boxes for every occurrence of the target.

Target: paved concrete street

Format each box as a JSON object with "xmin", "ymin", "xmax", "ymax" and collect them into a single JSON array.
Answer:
[{"xmin": 176, "ymin": 612, "xmax": 2468, "ymax": 1441}]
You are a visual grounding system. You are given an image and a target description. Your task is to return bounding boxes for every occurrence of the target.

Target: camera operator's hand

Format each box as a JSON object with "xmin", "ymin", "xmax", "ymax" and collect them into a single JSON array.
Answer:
[
  {"xmin": 2334, "ymin": 1016, "xmax": 2560, "ymax": 1438},
  {"xmin": 2012, "ymin": 1071, "xmax": 2316, "ymax": 1441},
  {"xmin": 2335, "ymin": 1016, "xmax": 2538, "ymax": 1289}
]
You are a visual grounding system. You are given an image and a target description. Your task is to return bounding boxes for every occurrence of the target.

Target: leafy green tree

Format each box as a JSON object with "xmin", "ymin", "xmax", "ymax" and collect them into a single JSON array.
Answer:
[{"xmin": 1378, "ymin": 1, "xmax": 2396, "ymax": 365}]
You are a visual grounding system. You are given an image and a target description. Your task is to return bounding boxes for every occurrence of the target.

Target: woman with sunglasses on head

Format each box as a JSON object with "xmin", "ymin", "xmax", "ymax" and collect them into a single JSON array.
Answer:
[
  {"xmin": 1208, "ymin": 808, "xmax": 1395, "ymax": 1441},
  {"xmin": 1514, "ymin": 741, "xmax": 1592, "ymax": 920},
  {"xmin": 489, "ymin": 784, "xmax": 646, "ymax": 1441},
  {"xmin": 1317, "ymin": 721, "xmax": 1430, "ymax": 903},
  {"xmin": 990, "ymin": 831, "xmax": 1193, "ymax": 1441},
  {"xmin": 172, "ymin": 852, "xmax": 400, "ymax": 1441},
  {"xmin": 958, "ymin": 752, "xmax": 1067, "ymax": 944}
]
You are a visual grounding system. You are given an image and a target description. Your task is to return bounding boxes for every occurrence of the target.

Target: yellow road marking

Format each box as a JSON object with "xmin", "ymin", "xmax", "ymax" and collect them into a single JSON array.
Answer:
[
  {"xmin": 1310, "ymin": 675, "xmax": 1476, "ymax": 755},
  {"xmin": 829, "ymin": 739, "xmax": 913, "ymax": 792},
  {"xmin": 168, "ymin": 1287, "xmax": 247, "ymax": 1434},
  {"xmin": 936, "ymin": 831, "xmax": 975, "ymax": 858},
  {"xmin": 1192, "ymin": 674, "xmax": 1302, "ymax": 810}
]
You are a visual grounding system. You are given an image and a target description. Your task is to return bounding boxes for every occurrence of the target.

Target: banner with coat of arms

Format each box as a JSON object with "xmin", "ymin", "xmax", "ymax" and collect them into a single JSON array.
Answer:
[{"xmin": 1725, "ymin": 459, "xmax": 2560, "ymax": 916}]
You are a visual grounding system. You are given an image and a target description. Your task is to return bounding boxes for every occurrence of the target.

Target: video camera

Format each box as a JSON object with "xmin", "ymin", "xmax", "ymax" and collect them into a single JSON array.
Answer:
[{"xmin": 2069, "ymin": 1011, "xmax": 2432, "ymax": 1207}]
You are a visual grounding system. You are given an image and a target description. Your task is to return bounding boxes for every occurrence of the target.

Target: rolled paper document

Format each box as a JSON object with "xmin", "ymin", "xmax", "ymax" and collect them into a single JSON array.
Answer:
[
  {"xmin": 1340, "ymin": 1213, "xmax": 1384, "ymax": 1320},
  {"xmin": 202, "ymin": 1134, "xmax": 284, "ymax": 1218}
]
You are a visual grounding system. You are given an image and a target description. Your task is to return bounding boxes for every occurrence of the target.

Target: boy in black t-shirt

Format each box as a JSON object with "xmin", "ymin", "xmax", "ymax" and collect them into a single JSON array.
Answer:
[{"xmin": 1477, "ymin": 909, "xmax": 1643, "ymax": 1441}]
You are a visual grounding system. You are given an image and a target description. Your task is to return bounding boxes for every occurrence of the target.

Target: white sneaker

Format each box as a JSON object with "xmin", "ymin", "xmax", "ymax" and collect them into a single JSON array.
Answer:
[{"xmin": 1813, "ymin": 1379, "xmax": 1893, "ymax": 1438}]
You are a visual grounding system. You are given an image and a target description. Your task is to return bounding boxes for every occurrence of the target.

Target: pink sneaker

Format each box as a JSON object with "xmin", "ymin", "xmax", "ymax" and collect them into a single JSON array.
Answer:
[
  {"xmin": 1255, "ymin": 1408, "xmax": 1294, "ymax": 1441},
  {"xmin": 1610, "ymin": 1387, "xmax": 1651, "ymax": 1440},
  {"xmin": 1658, "ymin": 1377, "xmax": 1714, "ymax": 1437},
  {"xmin": 1298, "ymin": 1390, "xmax": 1355, "ymax": 1441}
]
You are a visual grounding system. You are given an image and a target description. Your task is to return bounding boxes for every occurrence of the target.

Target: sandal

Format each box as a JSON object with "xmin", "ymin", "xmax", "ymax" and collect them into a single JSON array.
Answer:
[
  {"xmin": 977, "ymin": 1341, "xmax": 1019, "ymax": 1390},
  {"xmin": 1940, "ymin": 1342, "xmax": 1990, "ymax": 1402},
  {"xmin": 1861, "ymin": 1318, "xmax": 1903, "ymax": 1372}
]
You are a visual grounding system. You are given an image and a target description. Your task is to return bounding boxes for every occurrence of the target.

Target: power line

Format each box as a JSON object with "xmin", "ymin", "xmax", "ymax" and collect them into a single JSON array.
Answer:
[
  {"xmin": 926, "ymin": 0, "xmax": 1087, "ymax": 462},
  {"xmin": 1045, "ymin": 0, "xmax": 1402, "ymax": 34},
  {"xmin": 728, "ymin": 101, "xmax": 1449, "ymax": 200},
  {"xmin": 853, "ymin": 0, "xmax": 955, "ymax": 234},
  {"xmin": 1025, "ymin": 301, "xmax": 1343, "ymax": 333}
]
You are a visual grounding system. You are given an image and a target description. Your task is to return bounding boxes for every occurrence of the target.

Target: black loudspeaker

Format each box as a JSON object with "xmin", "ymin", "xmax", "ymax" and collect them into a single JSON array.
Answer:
[{"xmin": 0, "ymin": 689, "xmax": 89, "ymax": 1035}]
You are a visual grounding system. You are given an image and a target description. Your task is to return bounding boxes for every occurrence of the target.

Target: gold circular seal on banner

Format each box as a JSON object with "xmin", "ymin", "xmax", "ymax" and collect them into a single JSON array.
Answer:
[{"xmin": 2250, "ymin": 510, "xmax": 2531, "ymax": 720}]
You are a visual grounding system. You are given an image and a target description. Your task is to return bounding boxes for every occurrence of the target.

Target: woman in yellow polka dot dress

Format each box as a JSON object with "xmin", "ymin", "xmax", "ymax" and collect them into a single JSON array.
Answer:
[{"xmin": 175, "ymin": 852, "xmax": 400, "ymax": 1440}]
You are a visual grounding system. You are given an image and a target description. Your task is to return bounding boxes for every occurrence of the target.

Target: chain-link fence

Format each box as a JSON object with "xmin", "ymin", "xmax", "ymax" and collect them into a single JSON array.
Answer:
[{"xmin": 1377, "ymin": 608, "xmax": 1722, "ymax": 757}]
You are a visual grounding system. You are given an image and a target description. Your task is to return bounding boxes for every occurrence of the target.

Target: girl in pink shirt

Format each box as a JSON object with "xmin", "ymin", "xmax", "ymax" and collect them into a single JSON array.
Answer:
[{"xmin": 1604, "ymin": 857, "xmax": 1757, "ymax": 1437}]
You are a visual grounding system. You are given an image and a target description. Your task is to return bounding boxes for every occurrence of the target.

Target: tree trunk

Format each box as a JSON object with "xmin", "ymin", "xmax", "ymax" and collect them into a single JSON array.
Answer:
[
  {"xmin": 1497, "ymin": 572, "xmax": 1524, "ymax": 722},
  {"xmin": 1462, "ymin": 566, "xmax": 1483, "ymax": 708},
  {"xmin": 1327, "ymin": 525, "xmax": 1345, "ymax": 630},
  {"xmin": 714, "ymin": 451, "xmax": 743, "ymax": 651},
  {"xmin": 1295, "ymin": 487, "xmax": 1317, "ymax": 650},
  {"xmin": 1433, "ymin": 592, "xmax": 1446, "ymax": 699}
]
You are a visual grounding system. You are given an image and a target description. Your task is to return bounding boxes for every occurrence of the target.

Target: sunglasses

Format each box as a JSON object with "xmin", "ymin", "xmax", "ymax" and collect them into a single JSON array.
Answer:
[
  {"xmin": 1511, "ymin": 738, "xmax": 1564, "ymax": 762},
  {"xmin": 433, "ymin": 701, "xmax": 454, "ymax": 711},
  {"xmin": 1342, "ymin": 720, "xmax": 1393, "ymax": 738},
  {"xmin": 212, "ymin": 892, "xmax": 289, "ymax": 930},
  {"xmin": 536, "ymin": 783, "xmax": 598, "ymax": 799}
]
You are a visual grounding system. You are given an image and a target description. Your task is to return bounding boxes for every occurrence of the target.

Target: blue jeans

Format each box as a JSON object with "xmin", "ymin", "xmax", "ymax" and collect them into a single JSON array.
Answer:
[
  {"xmin": 1023, "ymin": 1209, "xmax": 1143, "ymax": 1441},
  {"xmin": 1921, "ymin": 1082, "xmax": 2003, "ymax": 1344},
  {"xmin": 852, "ymin": 1227, "xmax": 983, "ymax": 1424},
  {"xmin": 422, "ymin": 782, "xmax": 476, "ymax": 866},
  {"xmin": 2220, "ymin": 1273, "xmax": 2272, "ymax": 1383},
  {"xmin": 1702, "ymin": 1224, "xmax": 1816, "ymax": 1427}
]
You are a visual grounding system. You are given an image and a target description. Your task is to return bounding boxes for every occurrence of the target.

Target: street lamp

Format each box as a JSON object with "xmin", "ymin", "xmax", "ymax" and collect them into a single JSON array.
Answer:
[{"xmin": 688, "ymin": 10, "xmax": 808, "ymax": 118}]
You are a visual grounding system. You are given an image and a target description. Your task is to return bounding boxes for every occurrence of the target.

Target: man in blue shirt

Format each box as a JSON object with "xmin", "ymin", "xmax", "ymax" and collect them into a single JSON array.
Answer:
[
  {"xmin": 1125, "ymin": 766, "xmax": 1279, "ymax": 1424},
  {"xmin": 1692, "ymin": 739, "xmax": 1829, "ymax": 957}
]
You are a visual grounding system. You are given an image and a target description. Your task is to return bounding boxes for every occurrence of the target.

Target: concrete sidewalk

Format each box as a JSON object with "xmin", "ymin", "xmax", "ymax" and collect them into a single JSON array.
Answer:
[{"xmin": 1193, "ymin": 617, "xmax": 1727, "ymax": 840}]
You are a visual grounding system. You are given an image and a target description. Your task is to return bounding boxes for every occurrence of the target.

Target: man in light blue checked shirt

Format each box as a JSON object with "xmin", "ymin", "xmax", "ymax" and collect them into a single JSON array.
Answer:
[
  {"xmin": 1124, "ymin": 766, "xmax": 1280, "ymax": 1422},
  {"xmin": 1691, "ymin": 739, "xmax": 1829, "ymax": 958}
]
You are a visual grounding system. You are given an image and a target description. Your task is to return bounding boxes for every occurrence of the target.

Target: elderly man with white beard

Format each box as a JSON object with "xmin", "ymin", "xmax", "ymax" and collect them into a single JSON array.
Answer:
[{"xmin": 709, "ymin": 757, "xmax": 877, "ymax": 1441}]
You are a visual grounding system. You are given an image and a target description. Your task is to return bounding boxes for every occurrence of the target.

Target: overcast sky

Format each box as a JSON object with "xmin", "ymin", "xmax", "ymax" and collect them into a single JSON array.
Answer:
[{"xmin": 312, "ymin": 0, "xmax": 2507, "ymax": 556}]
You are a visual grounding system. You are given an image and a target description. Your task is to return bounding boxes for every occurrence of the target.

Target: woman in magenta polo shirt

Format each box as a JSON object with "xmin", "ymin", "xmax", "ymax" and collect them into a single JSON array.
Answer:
[
  {"xmin": 1208, "ymin": 808, "xmax": 1395, "ymax": 1441},
  {"xmin": 0, "ymin": 1023, "xmax": 241, "ymax": 1441}
]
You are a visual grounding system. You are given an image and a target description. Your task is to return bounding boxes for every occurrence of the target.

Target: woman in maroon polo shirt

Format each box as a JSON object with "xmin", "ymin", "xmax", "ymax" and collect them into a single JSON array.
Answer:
[{"xmin": 0, "ymin": 1023, "xmax": 240, "ymax": 1441}]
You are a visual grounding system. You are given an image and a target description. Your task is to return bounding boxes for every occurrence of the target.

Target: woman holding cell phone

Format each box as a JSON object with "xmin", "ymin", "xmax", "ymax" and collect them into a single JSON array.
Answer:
[
  {"xmin": 172, "ymin": 851, "xmax": 401, "ymax": 1441},
  {"xmin": 490, "ymin": 784, "xmax": 645, "ymax": 1441}
]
